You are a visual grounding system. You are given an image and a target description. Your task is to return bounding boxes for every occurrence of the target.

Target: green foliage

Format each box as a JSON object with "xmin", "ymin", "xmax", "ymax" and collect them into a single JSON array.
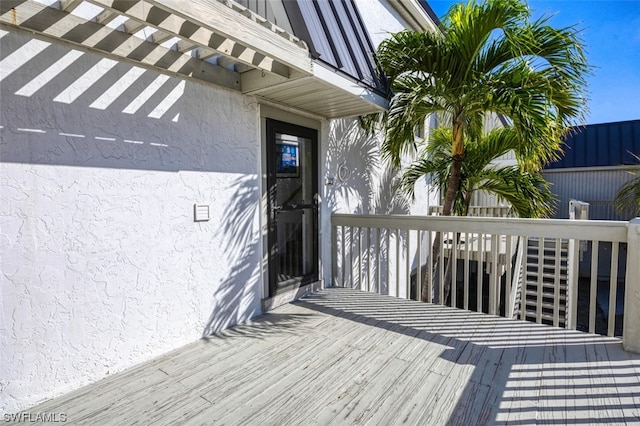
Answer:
[
  {"xmin": 614, "ymin": 153, "xmax": 640, "ymax": 217},
  {"xmin": 373, "ymin": 0, "xmax": 589, "ymax": 217},
  {"xmin": 401, "ymin": 127, "xmax": 554, "ymax": 217}
]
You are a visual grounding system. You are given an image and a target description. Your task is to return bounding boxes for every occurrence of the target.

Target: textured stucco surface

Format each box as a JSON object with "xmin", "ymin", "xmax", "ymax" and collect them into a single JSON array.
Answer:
[
  {"xmin": 1, "ymin": 29, "xmax": 262, "ymax": 414},
  {"xmin": 354, "ymin": 0, "xmax": 410, "ymax": 48},
  {"xmin": 1, "ymin": 2, "xmax": 433, "ymax": 413}
]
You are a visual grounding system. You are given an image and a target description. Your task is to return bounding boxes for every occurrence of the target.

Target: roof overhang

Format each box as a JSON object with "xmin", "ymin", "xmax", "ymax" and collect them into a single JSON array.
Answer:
[
  {"xmin": 0, "ymin": 0, "xmax": 387, "ymax": 119},
  {"xmin": 388, "ymin": 0, "xmax": 440, "ymax": 32}
]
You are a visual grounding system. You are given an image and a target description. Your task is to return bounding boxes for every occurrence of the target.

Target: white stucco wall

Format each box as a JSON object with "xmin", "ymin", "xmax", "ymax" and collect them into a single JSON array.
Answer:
[
  {"xmin": 321, "ymin": 118, "xmax": 439, "ymax": 293},
  {"xmin": 1, "ymin": 1, "xmax": 434, "ymax": 415},
  {"xmin": 1, "ymin": 29, "xmax": 262, "ymax": 414},
  {"xmin": 354, "ymin": 0, "xmax": 411, "ymax": 48}
]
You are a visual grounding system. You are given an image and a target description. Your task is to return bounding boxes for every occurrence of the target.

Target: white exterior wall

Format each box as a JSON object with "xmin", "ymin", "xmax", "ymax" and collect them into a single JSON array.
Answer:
[
  {"xmin": 1, "ymin": 29, "xmax": 262, "ymax": 413},
  {"xmin": 321, "ymin": 3, "xmax": 439, "ymax": 288},
  {"xmin": 354, "ymin": 0, "xmax": 412, "ymax": 47},
  {"xmin": 321, "ymin": 118, "xmax": 439, "ymax": 291},
  {"xmin": 1, "ymin": 0, "xmax": 436, "ymax": 415}
]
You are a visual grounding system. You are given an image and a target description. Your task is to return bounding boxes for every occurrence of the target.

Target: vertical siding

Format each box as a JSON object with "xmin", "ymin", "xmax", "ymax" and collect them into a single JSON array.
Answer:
[{"xmin": 543, "ymin": 168, "xmax": 639, "ymax": 220}]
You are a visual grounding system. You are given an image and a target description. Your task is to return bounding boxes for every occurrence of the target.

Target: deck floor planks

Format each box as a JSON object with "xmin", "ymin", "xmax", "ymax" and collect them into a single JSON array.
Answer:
[
  {"xmin": 583, "ymin": 335, "xmax": 627, "ymax": 424},
  {"xmin": 194, "ymin": 306, "xmax": 394, "ymax": 422},
  {"xmin": 605, "ymin": 341, "xmax": 640, "ymax": 420},
  {"xmin": 18, "ymin": 287, "xmax": 640, "ymax": 425},
  {"xmin": 419, "ymin": 314, "xmax": 503, "ymax": 426},
  {"xmin": 492, "ymin": 318, "xmax": 547, "ymax": 424},
  {"xmin": 223, "ymin": 305, "xmax": 428, "ymax": 424},
  {"xmin": 449, "ymin": 315, "xmax": 527, "ymax": 425},
  {"xmin": 311, "ymin": 323, "xmax": 437, "ymax": 424},
  {"xmin": 208, "ymin": 322, "xmax": 379, "ymax": 423},
  {"xmin": 538, "ymin": 319, "xmax": 568, "ymax": 425}
]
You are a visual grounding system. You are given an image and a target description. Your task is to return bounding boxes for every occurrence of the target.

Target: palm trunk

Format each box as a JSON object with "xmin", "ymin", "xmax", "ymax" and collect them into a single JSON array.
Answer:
[
  {"xmin": 422, "ymin": 118, "xmax": 465, "ymax": 303},
  {"xmin": 442, "ymin": 189, "xmax": 473, "ymax": 304}
]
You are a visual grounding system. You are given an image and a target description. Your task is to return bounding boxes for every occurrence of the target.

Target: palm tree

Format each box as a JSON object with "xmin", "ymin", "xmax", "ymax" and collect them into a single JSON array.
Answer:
[
  {"xmin": 372, "ymin": 0, "xmax": 588, "ymax": 301},
  {"xmin": 375, "ymin": 0, "xmax": 588, "ymax": 217},
  {"xmin": 403, "ymin": 126, "xmax": 554, "ymax": 302},
  {"xmin": 401, "ymin": 127, "xmax": 554, "ymax": 218},
  {"xmin": 614, "ymin": 153, "xmax": 640, "ymax": 217}
]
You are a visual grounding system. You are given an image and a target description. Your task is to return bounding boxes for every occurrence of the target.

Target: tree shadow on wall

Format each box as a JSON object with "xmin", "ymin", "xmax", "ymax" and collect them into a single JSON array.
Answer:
[
  {"xmin": 326, "ymin": 118, "xmax": 410, "ymax": 215},
  {"xmin": 326, "ymin": 118, "xmax": 411, "ymax": 293},
  {"xmin": 202, "ymin": 175, "xmax": 260, "ymax": 336}
]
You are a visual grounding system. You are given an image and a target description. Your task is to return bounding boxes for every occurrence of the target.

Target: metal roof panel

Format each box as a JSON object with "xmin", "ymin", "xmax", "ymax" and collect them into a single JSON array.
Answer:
[{"xmin": 546, "ymin": 120, "xmax": 640, "ymax": 169}]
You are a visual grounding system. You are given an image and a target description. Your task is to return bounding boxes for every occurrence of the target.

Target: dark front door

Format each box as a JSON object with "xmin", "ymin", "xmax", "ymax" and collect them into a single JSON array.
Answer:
[{"xmin": 266, "ymin": 119, "xmax": 318, "ymax": 297}]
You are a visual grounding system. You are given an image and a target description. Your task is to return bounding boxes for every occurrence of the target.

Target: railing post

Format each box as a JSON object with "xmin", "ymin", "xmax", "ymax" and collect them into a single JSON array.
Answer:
[
  {"xmin": 332, "ymin": 219, "xmax": 338, "ymax": 288},
  {"xmin": 566, "ymin": 238, "xmax": 579, "ymax": 329},
  {"xmin": 623, "ymin": 218, "xmax": 640, "ymax": 353}
]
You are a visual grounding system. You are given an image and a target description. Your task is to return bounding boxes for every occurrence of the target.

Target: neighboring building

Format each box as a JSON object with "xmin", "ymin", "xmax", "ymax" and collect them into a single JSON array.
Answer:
[
  {"xmin": 543, "ymin": 119, "xmax": 640, "ymax": 220},
  {"xmin": 0, "ymin": 0, "xmax": 439, "ymax": 414}
]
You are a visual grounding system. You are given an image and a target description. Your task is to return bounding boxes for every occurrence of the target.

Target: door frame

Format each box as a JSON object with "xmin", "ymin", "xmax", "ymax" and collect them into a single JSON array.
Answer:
[{"xmin": 263, "ymin": 115, "xmax": 320, "ymax": 298}]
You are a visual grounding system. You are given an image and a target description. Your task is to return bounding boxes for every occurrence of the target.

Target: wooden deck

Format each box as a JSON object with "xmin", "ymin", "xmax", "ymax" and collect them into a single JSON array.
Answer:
[{"xmin": 23, "ymin": 288, "xmax": 640, "ymax": 425}]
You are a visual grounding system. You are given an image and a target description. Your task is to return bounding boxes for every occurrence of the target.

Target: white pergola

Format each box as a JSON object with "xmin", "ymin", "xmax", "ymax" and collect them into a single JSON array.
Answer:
[{"xmin": 1, "ymin": 0, "xmax": 389, "ymax": 118}]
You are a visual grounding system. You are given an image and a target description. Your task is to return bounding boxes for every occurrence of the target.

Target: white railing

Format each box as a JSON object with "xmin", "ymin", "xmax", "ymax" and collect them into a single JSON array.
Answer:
[
  {"xmin": 331, "ymin": 214, "xmax": 640, "ymax": 350},
  {"xmin": 429, "ymin": 205, "xmax": 513, "ymax": 217}
]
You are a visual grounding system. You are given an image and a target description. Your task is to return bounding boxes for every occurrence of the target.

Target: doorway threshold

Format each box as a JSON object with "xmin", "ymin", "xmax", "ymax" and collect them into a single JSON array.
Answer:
[{"xmin": 261, "ymin": 281, "xmax": 322, "ymax": 312}]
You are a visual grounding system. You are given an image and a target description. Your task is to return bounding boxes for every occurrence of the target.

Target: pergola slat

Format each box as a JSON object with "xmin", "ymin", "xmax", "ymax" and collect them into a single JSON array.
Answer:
[
  {"xmin": 0, "ymin": 1, "xmax": 240, "ymax": 91},
  {"xmin": 85, "ymin": 0, "xmax": 311, "ymax": 78}
]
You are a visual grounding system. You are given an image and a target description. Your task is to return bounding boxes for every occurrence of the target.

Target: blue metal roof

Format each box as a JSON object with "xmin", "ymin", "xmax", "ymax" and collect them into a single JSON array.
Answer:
[{"xmin": 546, "ymin": 120, "xmax": 640, "ymax": 169}]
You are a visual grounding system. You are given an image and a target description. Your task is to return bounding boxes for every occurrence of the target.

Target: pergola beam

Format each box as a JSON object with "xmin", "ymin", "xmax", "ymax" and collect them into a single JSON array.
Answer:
[
  {"xmin": 84, "ymin": 0, "xmax": 311, "ymax": 79},
  {"xmin": 0, "ymin": 1, "xmax": 240, "ymax": 91},
  {"xmin": 60, "ymin": 0, "xmax": 84, "ymax": 12}
]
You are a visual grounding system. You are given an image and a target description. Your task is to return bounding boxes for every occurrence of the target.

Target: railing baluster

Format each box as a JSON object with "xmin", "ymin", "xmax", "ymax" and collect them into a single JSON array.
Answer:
[
  {"xmin": 521, "ymin": 236, "xmax": 528, "ymax": 321},
  {"xmin": 406, "ymin": 230, "xmax": 411, "ymax": 300},
  {"xmin": 365, "ymin": 227, "xmax": 370, "ymax": 292},
  {"xmin": 505, "ymin": 235, "xmax": 513, "ymax": 318},
  {"xmin": 489, "ymin": 233, "xmax": 499, "ymax": 315},
  {"xmin": 464, "ymin": 232, "xmax": 470, "ymax": 310},
  {"xmin": 426, "ymin": 230, "xmax": 432, "ymax": 304},
  {"xmin": 589, "ymin": 240, "xmax": 599, "ymax": 333},
  {"xmin": 386, "ymin": 227, "xmax": 391, "ymax": 296},
  {"xmin": 341, "ymin": 225, "xmax": 346, "ymax": 287},
  {"xmin": 451, "ymin": 232, "xmax": 458, "ymax": 309},
  {"xmin": 417, "ymin": 230, "xmax": 422, "ymax": 302},
  {"xmin": 553, "ymin": 238, "xmax": 561, "ymax": 328},
  {"xmin": 376, "ymin": 227, "xmax": 381, "ymax": 294},
  {"xmin": 349, "ymin": 226, "xmax": 354, "ymax": 289},
  {"xmin": 608, "ymin": 242, "xmax": 619, "ymax": 336},
  {"xmin": 568, "ymin": 238, "xmax": 579, "ymax": 329},
  {"xmin": 439, "ymin": 231, "xmax": 445, "ymax": 305},
  {"xmin": 396, "ymin": 228, "xmax": 400, "ymax": 298},
  {"xmin": 478, "ymin": 233, "xmax": 484, "ymax": 313},
  {"xmin": 536, "ymin": 237, "xmax": 544, "ymax": 324},
  {"xmin": 332, "ymin": 223, "xmax": 338, "ymax": 288},
  {"xmin": 357, "ymin": 227, "xmax": 362, "ymax": 290}
]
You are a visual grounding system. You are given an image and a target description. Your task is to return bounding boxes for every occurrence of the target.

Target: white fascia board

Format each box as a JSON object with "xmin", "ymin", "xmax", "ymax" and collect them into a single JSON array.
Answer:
[
  {"xmin": 389, "ymin": 0, "xmax": 440, "ymax": 33},
  {"xmin": 313, "ymin": 63, "xmax": 389, "ymax": 112}
]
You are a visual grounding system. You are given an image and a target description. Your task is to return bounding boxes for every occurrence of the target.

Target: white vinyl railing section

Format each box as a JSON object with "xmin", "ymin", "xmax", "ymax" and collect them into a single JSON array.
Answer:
[
  {"xmin": 331, "ymin": 214, "xmax": 640, "ymax": 351},
  {"xmin": 429, "ymin": 205, "xmax": 514, "ymax": 218}
]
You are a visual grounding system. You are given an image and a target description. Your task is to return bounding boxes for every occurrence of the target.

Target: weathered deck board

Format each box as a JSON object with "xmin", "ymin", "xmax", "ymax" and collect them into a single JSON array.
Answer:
[{"xmin": 16, "ymin": 288, "xmax": 640, "ymax": 425}]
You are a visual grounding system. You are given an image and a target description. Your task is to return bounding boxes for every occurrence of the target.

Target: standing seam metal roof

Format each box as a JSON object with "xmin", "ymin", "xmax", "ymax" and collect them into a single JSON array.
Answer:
[
  {"xmin": 545, "ymin": 120, "xmax": 640, "ymax": 169},
  {"xmin": 235, "ymin": 0, "xmax": 385, "ymax": 95}
]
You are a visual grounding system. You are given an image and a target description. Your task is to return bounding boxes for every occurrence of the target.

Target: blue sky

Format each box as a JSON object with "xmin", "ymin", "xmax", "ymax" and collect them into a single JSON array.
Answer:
[{"xmin": 426, "ymin": 0, "xmax": 640, "ymax": 125}]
